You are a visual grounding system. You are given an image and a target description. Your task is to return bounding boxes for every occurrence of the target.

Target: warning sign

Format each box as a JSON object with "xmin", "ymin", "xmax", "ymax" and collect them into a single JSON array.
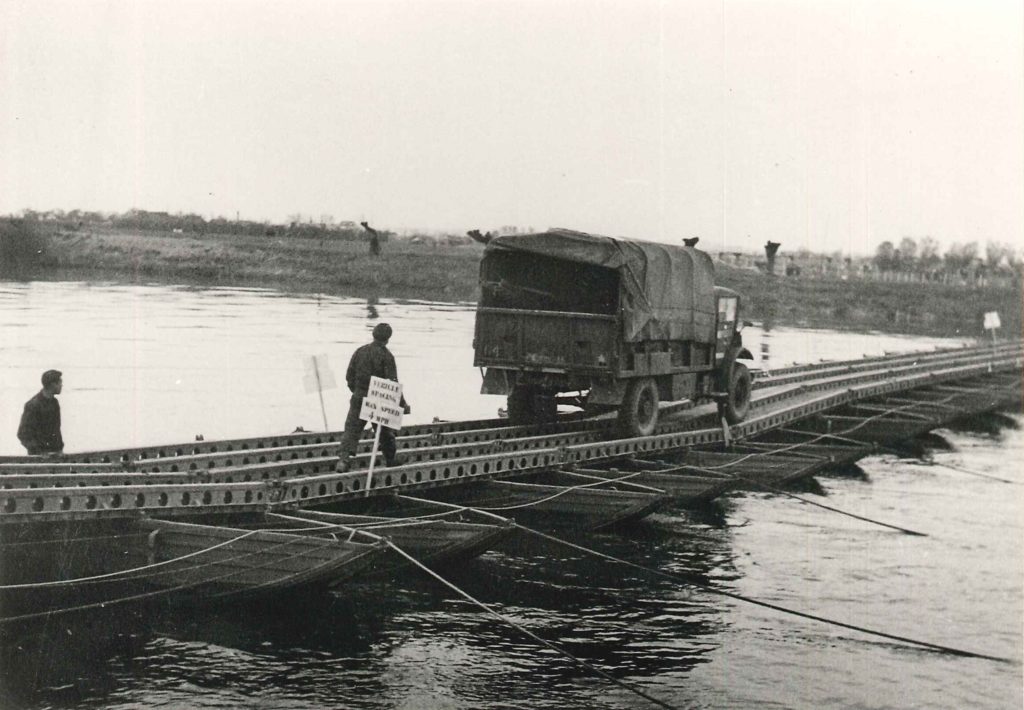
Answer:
[
  {"xmin": 983, "ymin": 311, "xmax": 1001, "ymax": 330},
  {"xmin": 359, "ymin": 376, "xmax": 404, "ymax": 430}
]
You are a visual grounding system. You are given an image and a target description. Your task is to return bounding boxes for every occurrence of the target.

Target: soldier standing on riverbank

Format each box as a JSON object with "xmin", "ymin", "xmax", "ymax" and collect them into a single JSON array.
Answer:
[
  {"xmin": 361, "ymin": 221, "xmax": 381, "ymax": 257},
  {"xmin": 335, "ymin": 324, "xmax": 410, "ymax": 472},
  {"xmin": 17, "ymin": 369, "xmax": 64, "ymax": 455}
]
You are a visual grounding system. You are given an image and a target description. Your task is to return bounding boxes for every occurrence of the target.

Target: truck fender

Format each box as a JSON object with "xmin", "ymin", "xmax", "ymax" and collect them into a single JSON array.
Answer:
[
  {"xmin": 587, "ymin": 379, "xmax": 628, "ymax": 406},
  {"xmin": 716, "ymin": 347, "xmax": 751, "ymax": 388}
]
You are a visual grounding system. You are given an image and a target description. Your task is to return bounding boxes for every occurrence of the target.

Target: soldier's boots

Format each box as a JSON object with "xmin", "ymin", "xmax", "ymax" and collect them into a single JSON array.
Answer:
[{"xmin": 335, "ymin": 454, "xmax": 352, "ymax": 473}]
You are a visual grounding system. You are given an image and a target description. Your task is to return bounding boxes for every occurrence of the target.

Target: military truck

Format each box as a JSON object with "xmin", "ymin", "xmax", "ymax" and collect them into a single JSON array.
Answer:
[{"xmin": 472, "ymin": 229, "xmax": 753, "ymax": 436}]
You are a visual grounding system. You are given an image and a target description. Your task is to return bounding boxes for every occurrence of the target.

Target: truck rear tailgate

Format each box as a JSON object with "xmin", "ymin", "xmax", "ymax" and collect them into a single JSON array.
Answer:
[{"xmin": 474, "ymin": 308, "xmax": 618, "ymax": 371}]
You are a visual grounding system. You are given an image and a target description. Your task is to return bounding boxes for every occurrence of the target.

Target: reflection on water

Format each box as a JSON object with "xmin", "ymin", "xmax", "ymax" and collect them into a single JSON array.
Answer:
[
  {"xmin": 0, "ymin": 281, "xmax": 966, "ymax": 455},
  {"xmin": 1, "ymin": 281, "xmax": 1018, "ymax": 710}
]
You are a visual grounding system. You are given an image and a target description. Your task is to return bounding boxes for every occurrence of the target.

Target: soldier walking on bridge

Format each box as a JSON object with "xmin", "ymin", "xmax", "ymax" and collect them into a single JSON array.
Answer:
[{"xmin": 335, "ymin": 323, "xmax": 410, "ymax": 472}]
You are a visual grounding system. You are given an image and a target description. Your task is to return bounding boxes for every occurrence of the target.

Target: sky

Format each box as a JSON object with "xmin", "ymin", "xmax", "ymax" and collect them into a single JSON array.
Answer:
[{"xmin": 1, "ymin": 0, "xmax": 1022, "ymax": 254}]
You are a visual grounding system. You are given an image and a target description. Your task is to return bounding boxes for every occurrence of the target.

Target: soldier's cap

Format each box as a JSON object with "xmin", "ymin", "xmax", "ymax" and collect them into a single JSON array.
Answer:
[
  {"xmin": 372, "ymin": 323, "xmax": 393, "ymax": 341},
  {"xmin": 42, "ymin": 369, "xmax": 63, "ymax": 386}
]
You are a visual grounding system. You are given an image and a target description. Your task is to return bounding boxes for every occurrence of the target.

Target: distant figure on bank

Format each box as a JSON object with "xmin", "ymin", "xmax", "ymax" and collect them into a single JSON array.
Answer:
[
  {"xmin": 361, "ymin": 221, "xmax": 381, "ymax": 257},
  {"xmin": 18, "ymin": 369, "xmax": 64, "ymax": 455},
  {"xmin": 335, "ymin": 323, "xmax": 411, "ymax": 472}
]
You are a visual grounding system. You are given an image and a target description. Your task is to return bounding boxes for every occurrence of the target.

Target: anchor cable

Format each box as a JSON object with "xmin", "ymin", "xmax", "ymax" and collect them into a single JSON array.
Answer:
[
  {"xmin": 512, "ymin": 522, "xmax": 1015, "ymax": 665},
  {"xmin": 674, "ymin": 463, "xmax": 927, "ymax": 537},
  {"xmin": 738, "ymin": 476, "xmax": 926, "ymax": 536},
  {"xmin": 384, "ymin": 539, "xmax": 681, "ymax": 710},
  {"xmin": 908, "ymin": 459, "xmax": 1017, "ymax": 485}
]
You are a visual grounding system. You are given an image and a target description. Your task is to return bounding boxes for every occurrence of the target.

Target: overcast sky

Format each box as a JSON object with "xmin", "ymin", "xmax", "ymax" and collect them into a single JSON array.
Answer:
[{"xmin": 2, "ymin": 0, "xmax": 1021, "ymax": 254}]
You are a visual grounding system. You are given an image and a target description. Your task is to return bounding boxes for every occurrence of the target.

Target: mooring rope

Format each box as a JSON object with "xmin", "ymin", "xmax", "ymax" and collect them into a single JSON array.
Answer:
[
  {"xmin": 384, "ymin": 539, "xmax": 681, "ymax": 710},
  {"xmin": 0, "ymin": 523, "xmax": 381, "ymax": 624},
  {"xmin": 847, "ymin": 432, "xmax": 1019, "ymax": 485},
  {"xmin": 908, "ymin": 459, "xmax": 1017, "ymax": 485},
  {"xmin": 512, "ymin": 523, "xmax": 1015, "ymax": 664},
  {"xmin": 273, "ymin": 505, "xmax": 476, "ymax": 528},
  {"xmin": 0, "ymin": 528, "xmax": 265, "ymax": 590},
  {"xmin": 777, "ymin": 428, "xmax": 871, "ymax": 449},
  {"xmin": 681, "ymin": 387, "xmax": 973, "ymax": 481},
  {"xmin": 675, "ymin": 462, "xmax": 927, "ymax": 537},
  {"xmin": 704, "ymin": 392, "xmax": 965, "ymax": 471},
  {"xmin": 557, "ymin": 469, "xmax": 669, "ymax": 494},
  {"xmin": 445, "ymin": 470, "xmax": 649, "ymax": 512},
  {"xmin": 0, "ymin": 518, "xmax": 385, "ymax": 593},
  {"xmin": 398, "ymin": 494, "xmax": 513, "ymax": 525},
  {"xmin": 0, "ymin": 531, "xmax": 149, "ymax": 549}
]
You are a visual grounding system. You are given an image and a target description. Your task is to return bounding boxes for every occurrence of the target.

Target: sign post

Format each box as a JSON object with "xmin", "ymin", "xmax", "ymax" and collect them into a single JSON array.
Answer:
[
  {"xmin": 358, "ymin": 376, "xmax": 405, "ymax": 495},
  {"xmin": 303, "ymin": 355, "xmax": 337, "ymax": 431},
  {"xmin": 983, "ymin": 312, "xmax": 1001, "ymax": 372},
  {"xmin": 983, "ymin": 311, "xmax": 1001, "ymax": 344}
]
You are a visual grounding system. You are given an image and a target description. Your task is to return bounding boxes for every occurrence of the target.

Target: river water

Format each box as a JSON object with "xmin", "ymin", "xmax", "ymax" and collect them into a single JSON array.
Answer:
[{"xmin": 1, "ymin": 281, "xmax": 1020, "ymax": 709}]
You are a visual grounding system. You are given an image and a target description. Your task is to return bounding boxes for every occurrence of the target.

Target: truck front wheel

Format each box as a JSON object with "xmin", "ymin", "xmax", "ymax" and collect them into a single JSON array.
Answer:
[
  {"xmin": 719, "ymin": 361, "xmax": 751, "ymax": 424},
  {"xmin": 619, "ymin": 378, "xmax": 659, "ymax": 437}
]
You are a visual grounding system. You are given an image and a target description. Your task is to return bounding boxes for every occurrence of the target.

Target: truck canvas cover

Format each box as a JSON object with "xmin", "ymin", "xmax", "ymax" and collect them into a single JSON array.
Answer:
[{"xmin": 485, "ymin": 229, "xmax": 717, "ymax": 344}]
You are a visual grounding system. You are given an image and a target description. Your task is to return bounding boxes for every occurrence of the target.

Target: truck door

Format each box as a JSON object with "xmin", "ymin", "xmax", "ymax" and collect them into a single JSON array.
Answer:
[{"xmin": 714, "ymin": 294, "xmax": 738, "ymax": 364}]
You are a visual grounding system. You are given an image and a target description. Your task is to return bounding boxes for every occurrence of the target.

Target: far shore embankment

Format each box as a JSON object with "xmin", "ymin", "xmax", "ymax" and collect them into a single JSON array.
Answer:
[{"xmin": 2, "ymin": 223, "xmax": 1020, "ymax": 338}]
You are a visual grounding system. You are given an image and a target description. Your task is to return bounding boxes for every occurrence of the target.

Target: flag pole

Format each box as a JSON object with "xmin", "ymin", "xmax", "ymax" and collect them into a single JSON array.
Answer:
[{"xmin": 313, "ymin": 357, "xmax": 329, "ymax": 431}]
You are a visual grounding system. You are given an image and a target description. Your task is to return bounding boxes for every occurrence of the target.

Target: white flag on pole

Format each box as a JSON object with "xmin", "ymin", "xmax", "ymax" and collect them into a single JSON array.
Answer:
[{"xmin": 303, "ymin": 354, "xmax": 337, "ymax": 394}]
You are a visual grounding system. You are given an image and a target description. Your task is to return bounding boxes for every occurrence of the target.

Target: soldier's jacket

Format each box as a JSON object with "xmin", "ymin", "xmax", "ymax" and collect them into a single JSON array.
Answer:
[
  {"xmin": 346, "ymin": 341, "xmax": 406, "ymax": 406},
  {"xmin": 18, "ymin": 391, "xmax": 63, "ymax": 454}
]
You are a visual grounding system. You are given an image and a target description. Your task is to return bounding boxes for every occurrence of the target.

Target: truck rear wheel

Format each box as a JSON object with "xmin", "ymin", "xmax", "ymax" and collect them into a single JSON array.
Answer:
[
  {"xmin": 719, "ymin": 361, "xmax": 751, "ymax": 424},
  {"xmin": 619, "ymin": 378, "xmax": 659, "ymax": 437}
]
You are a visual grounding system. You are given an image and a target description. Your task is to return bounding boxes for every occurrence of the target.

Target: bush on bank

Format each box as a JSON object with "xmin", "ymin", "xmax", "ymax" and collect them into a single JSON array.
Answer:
[{"xmin": 0, "ymin": 218, "xmax": 50, "ymax": 270}]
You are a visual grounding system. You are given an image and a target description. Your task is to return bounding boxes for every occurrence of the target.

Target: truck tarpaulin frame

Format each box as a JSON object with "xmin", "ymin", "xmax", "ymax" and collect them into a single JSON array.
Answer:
[{"xmin": 485, "ymin": 229, "xmax": 717, "ymax": 344}]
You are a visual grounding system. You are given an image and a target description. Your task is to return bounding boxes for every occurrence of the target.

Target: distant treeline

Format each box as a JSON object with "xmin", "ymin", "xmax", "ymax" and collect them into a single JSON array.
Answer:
[
  {"xmin": 11, "ymin": 208, "xmax": 399, "ymax": 242},
  {"xmin": 871, "ymin": 236, "xmax": 1019, "ymax": 275},
  {"xmin": 715, "ymin": 235, "xmax": 1021, "ymax": 289}
]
